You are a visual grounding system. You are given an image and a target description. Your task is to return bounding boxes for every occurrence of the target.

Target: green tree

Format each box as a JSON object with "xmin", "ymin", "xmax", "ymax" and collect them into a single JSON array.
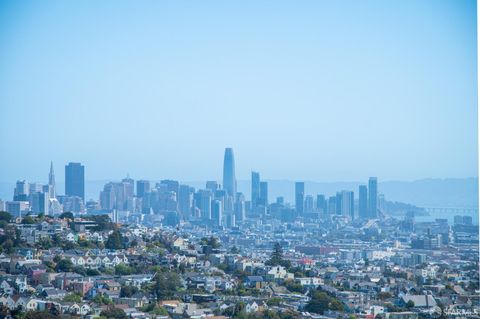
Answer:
[
  {"xmin": 151, "ymin": 271, "xmax": 181, "ymax": 301},
  {"xmin": 55, "ymin": 259, "xmax": 74, "ymax": 272},
  {"xmin": 266, "ymin": 242, "xmax": 291, "ymax": 268},
  {"xmin": 59, "ymin": 212, "xmax": 74, "ymax": 220},
  {"xmin": 105, "ymin": 230, "xmax": 123, "ymax": 250},
  {"xmin": 100, "ymin": 307, "xmax": 127, "ymax": 319},
  {"xmin": 21, "ymin": 216, "xmax": 35, "ymax": 224},
  {"xmin": 63, "ymin": 293, "xmax": 82, "ymax": 302},
  {"xmin": 93, "ymin": 294, "xmax": 113, "ymax": 305},
  {"xmin": 305, "ymin": 290, "xmax": 344, "ymax": 314},
  {"xmin": 120, "ymin": 285, "xmax": 139, "ymax": 297},
  {"xmin": 406, "ymin": 300, "xmax": 415, "ymax": 309},
  {"xmin": 115, "ymin": 264, "xmax": 134, "ymax": 275},
  {"xmin": 0, "ymin": 211, "xmax": 12, "ymax": 223},
  {"xmin": 85, "ymin": 214, "xmax": 115, "ymax": 231}
]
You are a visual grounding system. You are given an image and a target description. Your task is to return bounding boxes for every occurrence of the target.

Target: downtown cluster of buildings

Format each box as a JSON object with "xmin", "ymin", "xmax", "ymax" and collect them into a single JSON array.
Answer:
[
  {"xmin": 2, "ymin": 162, "xmax": 85, "ymax": 218},
  {"xmin": 1, "ymin": 148, "xmax": 382, "ymax": 229}
]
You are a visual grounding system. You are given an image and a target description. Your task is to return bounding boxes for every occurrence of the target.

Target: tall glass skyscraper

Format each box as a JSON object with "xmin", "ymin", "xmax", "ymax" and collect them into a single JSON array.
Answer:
[
  {"xmin": 358, "ymin": 185, "xmax": 368, "ymax": 219},
  {"xmin": 222, "ymin": 148, "xmax": 236, "ymax": 197},
  {"xmin": 368, "ymin": 177, "xmax": 378, "ymax": 218},
  {"xmin": 295, "ymin": 182, "xmax": 305, "ymax": 215},
  {"xmin": 251, "ymin": 171, "xmax": 260, "ymax": 207},
  {"xmin": 65, "ymin": 162, "xmax": 85, "ymax": 201},
  {"xmin": 48, "ymin": 161, "xmax": 56, "ymax": 198}
]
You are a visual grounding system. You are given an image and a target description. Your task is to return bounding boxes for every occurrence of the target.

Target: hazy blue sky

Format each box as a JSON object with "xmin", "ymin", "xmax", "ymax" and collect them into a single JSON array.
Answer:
[{"xmin": 0, "ymin": 0, "xmax": 477, "ymax": 184}]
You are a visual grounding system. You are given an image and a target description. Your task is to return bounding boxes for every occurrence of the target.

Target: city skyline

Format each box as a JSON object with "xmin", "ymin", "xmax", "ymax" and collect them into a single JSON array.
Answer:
[{"xmin": 3, "ymin": 147, "xmax": 384, "ymax": 223}]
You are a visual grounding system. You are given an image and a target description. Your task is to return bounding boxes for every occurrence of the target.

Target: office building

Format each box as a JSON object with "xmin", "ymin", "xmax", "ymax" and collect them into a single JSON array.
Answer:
[
  {"xmin": 358, "ymin": 185, "xmax": 368, "ymax": 219},
  {"xmin": 335, "ymin": 192, "xmax": 342, "ymax": 215},
  {"xmin": 178, "ymin": 185, "xmax": 193, "ymax": 217},
  {"xmin": 65, "ymin": 162, "xmax": 85, "ymax": 201},
  {"xmin": 295, "ymin": 182, "xmax": 305, "ymax": 215},
  {"xmin": 222, "ymin": 148, "xmax": 236, "ymax": 197},
  {"xmin": 234, "ymin": 192, "xmax": 246, "ymax": 222},
  {"xmin": 368, "ymin": 177, "xmax": 378, "ymax": 218},
  {"xmin": 206, "ymin": 181, "xmax": 220, "ymax": 193},
  {"xmin": 251, "ymin": 171, "xmax": 260, "ymax": 208},
  {"xmin": 14, "ymin": 180, "xmax": 29, "ymax": 201},
  {"xmin": 305, "ymin": 195, "xmax": 314, "ymax": 213},
  {"xmin": 195, "ymin": 189, "xmax": 212, "ymax": 220},
  {"xmin": 136, "ymin": 180, "xmax": 150, "ymax": 198},
  {"xmin": 259, "ymin": 181, "xmax": 268, "ymax": 206},
  {"xmin": 212, "ymin": 199, "xmax": 223, "ymax": 227},
  {"xmin": 48, "ymin": 161, "xmax": 56, "ymax": 198},
  {"xmin": 316, "ymin": 194, "xmax": 326, "ymax": 214},
  {"xmin": 30, "ymin": 192, "xmax": 49, "ymax": 214},
  {"xmin": 341, "ymin": 190, "xmax": 354, "ymax": 219}
]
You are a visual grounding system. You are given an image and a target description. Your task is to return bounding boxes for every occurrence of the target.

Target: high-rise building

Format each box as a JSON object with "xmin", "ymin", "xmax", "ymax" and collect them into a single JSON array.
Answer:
[
  {"xmin": 259, "ymin": 181, "xmax": 268, "ymax": 206},
  {"xmin": 358, "ymin": 185, "xmax": 368, "ymax": 219},
  {"xmin": 222, "ymin": 148, "xmax": 236, "ymax": 197},
  {"xmin": 316, "ymin": 194, "xmax": 326, "ymax": 214},
  {"xmin": 328, "ymin": 196, "xmax": 336, "ymax": 214},
  {"xmin": 335, "ymin": 192, "xmax": 342, "ymax": 215},
  {"xmin": 65, "ymin": 162, "xmax": 85, "ymax": 201},
  {"xmin": 136, "ymin": 180, "xmax": 150, "ymax": 198},
  {"xmin": 341, "ymin": 190, "xmax": 354, "ymax": 219},
  {"xmin": 368, "ymin": 177, "xmax": 378, "ymax": 218},
  {"xmin": 178, "ymin": 185, "xmax": 193, "ymax": 217},
  {"xmin": 14, "ymin": 180, "xmax": 29, "ymax": 201},
  {"xmin": 212, "ymin": 199, "xmax": 223, "ymax": 227},
  {"xmin": 206, "ymin": 181, "xmax": 220, "ymax": 193},
  {"xmin": 122, "ymin": 176, "xmax": 135, "ymax": 199},
  {"xmin": 305, "ymin": 195, "xmax": 314, "ymax": 213},
  {"xmin": 234, "ymin": 192, "xmax": 246, "ymax": 223},
  {"xmin": 295, "ymin": 182, "xmax": 305, "ymax": 215},
  {"xmin": 48, "ymin": 161, "xmax": 56, "ymax": 198},
  {"xmin": 251, "ymin": 171, "xmax": 260, "ymax": 207},
  {"xmin": 29, "ymin": 183, "xmax": 43, "ymax": 194},
  {"xmin": 194, "ymin": 189, "xmax": 212, "ymax": 220},
  {"xmin": 30, "ymin": 192, "xmax": 49, "ymax": 214},
  {"xmin": 160, "ymin": 180, "xmax": 180, "ymax": 195}
]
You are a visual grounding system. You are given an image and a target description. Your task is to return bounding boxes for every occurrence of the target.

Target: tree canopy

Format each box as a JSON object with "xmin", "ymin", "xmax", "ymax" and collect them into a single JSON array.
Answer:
[{"xmin": 266, "ymin": 242, "xmax": 291, "ymax": 268}]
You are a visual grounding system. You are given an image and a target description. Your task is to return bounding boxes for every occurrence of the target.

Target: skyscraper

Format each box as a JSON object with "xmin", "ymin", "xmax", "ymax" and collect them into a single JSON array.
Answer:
[
  {"xmin": 358, "ymin": 185, "xmax": 368, "ymax": 219},
  {"xmin": 136, "ymin": 180, "xmax": 150, "ymax": 198},
  {"xmin": 13, "ymin": 180, "xmax": 29, "ymax": 201},
  {"xmin": 30, "ymin": 192, "xmax": 49, "ymax": 214},
  {"xmin": 122, "ymin": 175, "xmax": 135, "ymax": 199},
  {"xmin": 222, "ymin": 148, "xmax": 236, "ymax": 197},
  {"xmin": 206, "ymin": 181, "xmax": 220, "ymax": 193},
  {"xmin": 178, "ymin": 185, "xmax": 193, "ymax": 217},
  {"xmin": 48, "ymin": 161, "xmax": 56, "ymax": 198},
  {"xmin": 65, "ymin": 162, "xmax": 85, "ymax": 201},
  {"xmin": 195, "ymin": 189, "xmax": 212, "ymax": 220},
  {"xmin": 234, "ymin": 192, "xmax": 246, "ymax": 222},
  {"xmin": 305, "ymin": 195, "xmax": 314, "ymax": 213},
  {"xmin": 295, "ymin": 182, "xmax": 304, "ymax": 215},
  {"xmin": 212, "ymin": 199, "xmax": 223, "ymax": 227},
  {"xmin": 259, "ymin": 181, "xmax": 268, "ymax": 206},
  {"xmin": 335, "ymin": 192, "xmax": 342, "ymax": 215},
  {"xmin": 316, "ymin": 194, "xmax": 326, "ymax": 214},
  {"xmin": 251, "ymin": 171, "xmax": 260, "ymax": 208},
  {"xmin": 341, "ymin": 190, "xmax": 354, "ymax": 219},
  {"xmin": 368, "ymin": 177, "xmax": 378, "ymax": 218}
]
